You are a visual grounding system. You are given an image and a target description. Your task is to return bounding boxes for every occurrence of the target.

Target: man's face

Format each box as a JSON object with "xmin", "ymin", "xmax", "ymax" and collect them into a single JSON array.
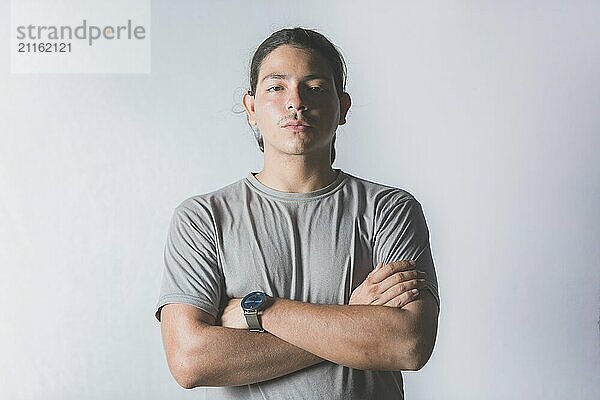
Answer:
[{"xmin": 243, "ymin": 45, "xmax": 351, "ymax": 161}]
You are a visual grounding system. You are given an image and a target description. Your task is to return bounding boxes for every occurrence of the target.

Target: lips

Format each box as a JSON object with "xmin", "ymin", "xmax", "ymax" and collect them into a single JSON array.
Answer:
[
  {"xmin": 282, "ymin": 121, "xmax": 311, "ymax": 128},
  {"xmin": 282, "ymin": 120, "xmax": 313, "ymax": 132},
  {"xmin": 283, "ymin": 125, "xmax": 311, "ymax": 132}
]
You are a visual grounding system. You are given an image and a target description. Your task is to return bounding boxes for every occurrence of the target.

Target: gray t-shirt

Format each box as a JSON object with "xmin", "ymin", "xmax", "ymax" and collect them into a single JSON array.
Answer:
[{"xmin": 156, "ymin": 169, "xmax": 440, "ymax": 400}]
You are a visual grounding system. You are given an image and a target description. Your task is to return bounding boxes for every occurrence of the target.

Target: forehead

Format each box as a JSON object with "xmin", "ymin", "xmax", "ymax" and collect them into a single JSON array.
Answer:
[{"xmin": 258, "ymin": 45, "xmax": 334, "ymax": 81}]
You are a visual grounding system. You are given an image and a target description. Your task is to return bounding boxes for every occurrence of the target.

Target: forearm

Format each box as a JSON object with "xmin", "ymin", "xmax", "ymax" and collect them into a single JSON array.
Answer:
[
  {"xmin": 172, "ymin": 323, "xmax": 323, "ymax": 387},
  {"xmin": 261, "ymin": 297, "xmax": 436, "ymax": 371}
]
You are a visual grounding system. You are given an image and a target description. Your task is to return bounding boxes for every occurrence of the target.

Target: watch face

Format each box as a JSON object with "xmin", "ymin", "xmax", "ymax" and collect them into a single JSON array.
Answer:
[{"xmin": 242, "ymin": 291, "xmax": 266, "ymax": 311}]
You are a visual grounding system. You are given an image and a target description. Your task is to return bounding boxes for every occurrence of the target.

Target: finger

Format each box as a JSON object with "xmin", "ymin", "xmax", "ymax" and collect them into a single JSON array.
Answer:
[
  {"xmin": 373, "ymin": 270, "xmax": 417, "ymax": 294},
  {"xmin": 382, "ymin": 289, "xmax": 420, "ymax": 308},
  {"xmin": 369, "ymin": 260, "xmax": 416, "ymax": 283},
  {"xmin": 381, "ymin": 289, "xmax": 419, "ymax": 308},
  {"xmin": 371, "ymin": 279, "xmax": 426, "ymax": 305},
  {"xmin": 368, "ymin": 262, "xmax": 384, "ymax": 275}
]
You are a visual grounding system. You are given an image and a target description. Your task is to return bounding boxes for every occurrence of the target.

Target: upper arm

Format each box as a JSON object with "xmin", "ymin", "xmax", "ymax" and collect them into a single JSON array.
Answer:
[
  {"xmin": 373, "ymin": 194, "xmax": 440, "ymax": 307},
  {"xmin": 160, "ymin": 303, "xmax": 215, "ymax": 354},
  {"xmin": 156, "ymin": 202, "xmax": 223, "ymax": 322},
  {"xmin": 160, "ymin": 303, "xmax": 216, "ymax": 387},
  {"xmin": 400, "ymin": 288, "xmax": 439, "ymax": 369}
]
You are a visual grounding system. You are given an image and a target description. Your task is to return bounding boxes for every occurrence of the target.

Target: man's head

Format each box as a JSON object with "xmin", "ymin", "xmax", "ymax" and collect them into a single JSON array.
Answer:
[{"xmin": 243, "ymin": 28, "xmax": 351, "ymax": 165}]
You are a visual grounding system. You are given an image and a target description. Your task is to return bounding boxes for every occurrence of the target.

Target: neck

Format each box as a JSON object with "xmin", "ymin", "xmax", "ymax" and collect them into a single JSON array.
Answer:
[{"xmin": 255, "ymin": 152, "xmax": 338, "ymax": 193}]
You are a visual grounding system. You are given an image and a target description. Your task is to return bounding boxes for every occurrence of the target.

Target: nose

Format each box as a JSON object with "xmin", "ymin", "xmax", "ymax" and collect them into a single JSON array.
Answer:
[{"xmin": 286, "ymin": 85, "xmax": 307, "ymax": 112}]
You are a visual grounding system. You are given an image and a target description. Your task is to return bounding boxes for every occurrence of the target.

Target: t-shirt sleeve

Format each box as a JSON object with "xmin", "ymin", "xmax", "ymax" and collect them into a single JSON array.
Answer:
[
  {"xmin": 372, "ymin": 192, "xmax": 440, "ymax": 308},
  {"xmin": 155, "ymin": 200, "xmax": 223, "ymax": 321}
]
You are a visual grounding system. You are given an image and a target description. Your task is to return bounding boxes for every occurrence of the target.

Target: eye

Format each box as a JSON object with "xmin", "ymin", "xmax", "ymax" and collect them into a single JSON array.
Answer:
[
  {"xmin": 310, "ymin": 86, "xmax": 325, "ymax": 93},
  {"xmin": 266, "ymin": 85, "xmax": 283, "ymax": 92}
]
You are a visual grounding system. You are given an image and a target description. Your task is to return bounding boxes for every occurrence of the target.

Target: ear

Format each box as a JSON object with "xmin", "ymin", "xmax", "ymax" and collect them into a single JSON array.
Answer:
[
  {"xmin": 338, "ymin": 92, "xmax": 351, "ymax": 125},
  {"xmin": 242, "ymin": 91, "xmax": 257, "ymax": 125}
]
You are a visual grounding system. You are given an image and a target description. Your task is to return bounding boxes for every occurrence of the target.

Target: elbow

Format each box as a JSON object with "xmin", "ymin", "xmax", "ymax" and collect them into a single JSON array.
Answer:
[
  {"xmin": 362, "ymin": 337, "xmax": 432, "ymax": 371},
  {"xmin": 402, "ymin": 351, "xmax": 430, "ymax": 371},
  {"xmin": 175, "ymin": 375, "xmax": 197, "ymax": 390},
  {"xmin": 167, "ymin": 344, "xmax": 213, "ymax": 389},
  {"xmin": 169, "ymin": 354, "xmax": 203, "ymax": 389},
  {"xmin": 397, "ymin": 338, "xmax": 434, "ymax": 371}
]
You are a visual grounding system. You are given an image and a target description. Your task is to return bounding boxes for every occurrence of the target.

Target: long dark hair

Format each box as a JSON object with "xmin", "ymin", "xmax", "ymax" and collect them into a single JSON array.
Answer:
[{"xmin": 247, "ymin": 27, "xmax": 347, "ymax": 164}]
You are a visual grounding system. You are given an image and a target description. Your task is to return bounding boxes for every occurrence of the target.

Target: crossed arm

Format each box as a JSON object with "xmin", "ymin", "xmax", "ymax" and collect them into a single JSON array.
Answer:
[{"xmin": 159, "ymin": 261, "xmax": 439, "ymax": 388}]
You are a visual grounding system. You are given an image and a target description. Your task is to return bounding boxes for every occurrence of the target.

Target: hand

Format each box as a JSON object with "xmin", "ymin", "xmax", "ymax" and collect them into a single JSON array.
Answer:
[
  {"xmin": 220, "ymin": 298, "xmax": 248, "ymax": 329},
  {"xmin": 349, "ymin": 260, "xmax": 427, "ymax": 308}
]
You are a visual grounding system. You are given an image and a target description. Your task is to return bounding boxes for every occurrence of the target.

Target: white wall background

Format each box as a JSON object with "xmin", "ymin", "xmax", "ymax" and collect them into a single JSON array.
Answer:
[{"xmin": 1, "ymin": 1, "xmax": 598, "ymax": 399}]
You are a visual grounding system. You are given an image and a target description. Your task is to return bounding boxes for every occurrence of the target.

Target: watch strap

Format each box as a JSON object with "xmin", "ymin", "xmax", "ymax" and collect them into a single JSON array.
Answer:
[{"xmin": 244, "ymin": 310, "xmax": 264, "ymax": 332}]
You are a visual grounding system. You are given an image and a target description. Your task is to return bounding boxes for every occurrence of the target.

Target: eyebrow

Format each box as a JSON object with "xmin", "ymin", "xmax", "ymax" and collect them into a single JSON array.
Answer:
[{"xmin": 261, "ymin": 73, "xmax": 332, "ymax": 83}]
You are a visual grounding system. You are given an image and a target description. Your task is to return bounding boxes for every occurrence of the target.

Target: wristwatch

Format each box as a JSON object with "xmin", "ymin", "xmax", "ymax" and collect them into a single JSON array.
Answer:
[{"xmin": 241, "ymin": 291, "xmax": 269, "ymax": 332}]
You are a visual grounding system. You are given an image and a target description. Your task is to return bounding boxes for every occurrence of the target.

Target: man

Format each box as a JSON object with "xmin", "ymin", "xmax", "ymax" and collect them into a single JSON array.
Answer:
[{"xmin": 155, "ymin": 27, "xmax": 440, "ymax": 399}]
